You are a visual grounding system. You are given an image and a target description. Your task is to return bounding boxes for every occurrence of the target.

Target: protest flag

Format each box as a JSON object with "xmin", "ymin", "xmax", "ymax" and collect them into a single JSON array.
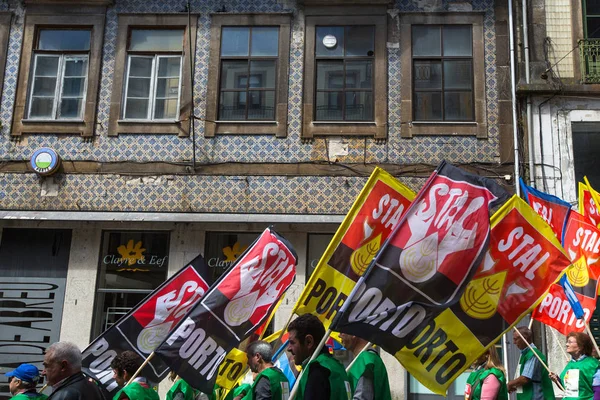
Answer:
[
  {"xmin": 520, "ymin": 178, "xmax": 572, "ymax": 241},
  {"xmin": 154, "ymin": 228, "xmax": 297, "ymax": 394},
  {"xmin": 292, "ymin": 167, "xmax": 415, "ymax": 334},
  {"xmin": 81, "ymin": 254, "xmax": 215, "ymax": 397},
  {"xmin": 560, "ymin": 274, "xmax": 585, "ymax": 319},
  {"xmin": 579, "ymin": 181, "xmax": 600, "ymax": 227},
  {"xmin": 533, "ymin": 210, "xmax": 600, "ymax": 334},
  {"xmin": 328, "ymin": 161, "xmax": 511, "ymax": 395}
]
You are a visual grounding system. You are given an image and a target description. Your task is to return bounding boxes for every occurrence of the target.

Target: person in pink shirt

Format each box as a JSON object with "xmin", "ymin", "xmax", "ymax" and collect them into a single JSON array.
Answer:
[{"xmin": 465, "ymin": 346, "xmax": 509, "ymax": 400}]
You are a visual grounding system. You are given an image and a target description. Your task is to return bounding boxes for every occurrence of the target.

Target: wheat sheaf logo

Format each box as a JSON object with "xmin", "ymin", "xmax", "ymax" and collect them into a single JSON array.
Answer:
[
  {"xmin": 350, "ymin": 234, "xmax": 381, "ymax": 276},
  {"xmin": 459, "ymin": 271, "xmax": 506, "ymax": 319},
  {"xmin": 566, "ymin": 258, "xmax": 589, "ymax": 287},
  {"xmin": 116, "ymin": 240, "xmax": 146, "ymax": 269},
  {"xmin": 223, "ymin": 242, "xmax": 248, "ymax": 262}
]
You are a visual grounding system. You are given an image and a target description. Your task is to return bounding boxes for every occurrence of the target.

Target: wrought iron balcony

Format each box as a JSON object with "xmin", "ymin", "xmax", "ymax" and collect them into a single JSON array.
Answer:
[{"xmin": 580, "ymin": 39, "xmax": 600, "ymax": 83}]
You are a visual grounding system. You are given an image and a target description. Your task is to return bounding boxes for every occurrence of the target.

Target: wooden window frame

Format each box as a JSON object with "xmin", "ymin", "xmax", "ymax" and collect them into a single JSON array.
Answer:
[
  {"xmin": 302, "ymin": 7, "xmax": 387, "ymax": 139},
  {"xmin": 11, "ymin": 12, "xmax": 105, "ymax": 137},
  {"xmin": 108, "ymin": 14, "xmax": 197, "ymax": 137},
  {"xmin": 204, "ymin": 13, "xmax": 291, "ymax": 137},
  {"xmin": 400, "ymin": 13, "xmax": 487, "ymax": 138}
]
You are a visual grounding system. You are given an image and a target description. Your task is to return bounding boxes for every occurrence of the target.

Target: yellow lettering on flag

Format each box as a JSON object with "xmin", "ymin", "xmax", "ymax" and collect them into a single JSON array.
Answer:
[{"xmin": 293, "ymin": 167, "xmax": 415, "ymax": 332}]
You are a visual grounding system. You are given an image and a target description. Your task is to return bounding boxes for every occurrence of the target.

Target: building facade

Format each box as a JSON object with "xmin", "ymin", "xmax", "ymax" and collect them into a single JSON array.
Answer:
[{"xmin": 0, "ymin": 0, "xmax": 515, "ymax": 398}]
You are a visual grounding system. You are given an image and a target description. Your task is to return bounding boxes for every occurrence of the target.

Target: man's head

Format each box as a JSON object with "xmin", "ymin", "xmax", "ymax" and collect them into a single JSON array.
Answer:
[
  {"xmin": 43, "ymin": 342, "xmax": 82, "ymax": 386},
  {"xmin": 339, "ymin": 333, "xmax": 368, "ymax": 354},
  {"xmin": 6, "ymin": 364, "xmax": 41, "ymax": 395},
  {"xmin": 512, "ymin": 327, "xmax": 533, "ymax": 350},
  {"xmin": 287, "ymin": 314, "xmax": 325, "ymax": 365},
  {"xmin": 111, "ymin": 350, "xmax": 143, "ymax": 388},
  {"xmin": 246, "ymin": 340, "xmax": 274, "ymax": 373}
]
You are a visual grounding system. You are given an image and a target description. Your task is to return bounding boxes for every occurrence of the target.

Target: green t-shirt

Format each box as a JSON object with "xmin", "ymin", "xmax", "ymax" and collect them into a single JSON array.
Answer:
[
  {"xmin": 560, "ymin": 355, "xmax": 600, "ymax": 400},
  {"xmin": 347, "ymin": 349, "xmax": 391, "ymax": 400},
  {"xmin": 297, "ymin": 352, "xmax": 352, "ymax": 400},
  {"xmin": 113, "ymin": 381, "xmax": 160, "ymax": 400},
  {"xmin": 466, "ymin": 366, "xmax": 508, "ymax": 400},
  {"xmin": 12, "ymin": 393, "xmax": 48, "ymax": 400}
]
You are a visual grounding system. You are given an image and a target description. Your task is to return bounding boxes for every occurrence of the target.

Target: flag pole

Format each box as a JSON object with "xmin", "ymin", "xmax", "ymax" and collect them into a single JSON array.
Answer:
[
  {"xmin": 126, "ymin": 351, "xmax": 155, "ymax": 386},
  {"xmin": 514, "ymin": 328, "xmax": 565, "ymax": 392},
  {"xmin": 39, "ymin": 384, "xmax": 48, "ymax": 393},
  {"xmin": 584, "ymin": 322, "xmax": 600, "ymax": 356},
  {"xmin": 548, "ymin": 327, "xmax": 570, "ymax": 362},
  {"xmin": 345, "ymin": 342, "xmax": 372, "ymax": 373}
]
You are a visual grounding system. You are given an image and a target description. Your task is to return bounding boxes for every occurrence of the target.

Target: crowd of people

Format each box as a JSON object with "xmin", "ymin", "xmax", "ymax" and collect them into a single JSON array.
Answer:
[{"xmin": 5, "ymin": 319, "xmax": 600, "ymax": 400}]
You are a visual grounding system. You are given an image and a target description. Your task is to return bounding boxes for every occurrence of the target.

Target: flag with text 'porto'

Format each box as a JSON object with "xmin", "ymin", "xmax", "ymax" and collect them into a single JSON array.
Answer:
[
  {"xmin": 533, "ymin": 210, "xmax": 600, "ymax": 334},
  {"xmin": 155, "ymin": 228, "xmax": 297, "ymax": 394},
  {"xmin": 293, "ymin": 167, "xmax": 415, "ymax": 335},
  {"xmin": 520, "ymin": 178, "xmax": 572, "ymax": 241},
  {"xmin": 81, "ymin": 254, "xmax": 215, "ymax": 397},
  {"xmin": 331, "ymin": 161, "xmax": 510, "ymax": 395}
]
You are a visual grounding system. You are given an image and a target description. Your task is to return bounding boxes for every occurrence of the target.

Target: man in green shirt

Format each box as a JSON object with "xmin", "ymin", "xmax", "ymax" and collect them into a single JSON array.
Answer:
[
  {"xmin": 236, "ymin": 340, "xmax": 289, "ymax": 400},
  {"xmin": 287, "ymin": 314, "xmax": 352, "ymax": 400},
  {"xmin": 339, "ymin": 333, "xmax": 391, "ymax": 400},
  {"xmin": 6, "ymin": 364, "xmax": 47, "ymax": 399},
  {"xmin": 110, "ymin": 351, "xmax": 159, "ymax": 400}
]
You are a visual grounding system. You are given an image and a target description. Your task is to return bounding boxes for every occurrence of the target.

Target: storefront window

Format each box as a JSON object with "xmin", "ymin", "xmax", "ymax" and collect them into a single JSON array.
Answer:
[{"xmin": 92, "ymin": 231, "xmax": 169, "ymax": 338}]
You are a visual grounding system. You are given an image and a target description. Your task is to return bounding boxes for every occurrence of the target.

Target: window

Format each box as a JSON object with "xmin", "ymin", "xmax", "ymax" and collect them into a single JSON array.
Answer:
[
  {"xmin": 108, "ymin": 15, "xmax": 196, "ymax": 136},
  {"xmin": 11, "ymin": 10, "xmax": 106, "ymax": 136},
  {"xmin": 28, "ymin": 29, "xmax": 90, "ymax": 120},
  {"xmin": 584, "ymin": 0, "xmax": 600, "ymax": 38},
  {"xmin": 412, "ymin": 25, "xmax": 473, "ymax": 122},
  {"xmin": 399, "ymin": 13, "xmax": 486, "ymax": 138},
  {"xmin": 205, "ymin": 14, "xmax": 291, "ymax": 137}
]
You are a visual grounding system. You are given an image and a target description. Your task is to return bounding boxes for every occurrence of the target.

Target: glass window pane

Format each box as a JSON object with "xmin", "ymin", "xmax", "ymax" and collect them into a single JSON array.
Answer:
[
  {"xmin": 156, "ymin": 77, "xmax": 180, "ymax": 98},
  {"xmin": 443, "ymin": 26, "xmax": 472, "ymax": 56},
  {"xmin": 346, "ymin": 26, "xmax": 375, "ymax": 57},
  {"xmin": 125, "ymin": 98, "xmax": 149, "ymax": 119},
  {"xmin": 414, "ymin": 92, "xmax": 442, "ymax": 120},
  {"xmin": 346, "ymin": 61, "xmax": 372, "ymax": 89},
  {"xmin": 129, "ymin": 29, "xmax": 184, "ymax": 52},
  {"xmin": 219, "ymin": 91, "xmax": 246, "ymax": 120},
  {"xmin": 221, "ymin": 61, "xmax": 249, "ymax": 89},
  {"xmin": 444, "ymin": 60, "xmax": 473, "ymax": 89},
  {"xmin": 221, "ymin": 27, "xmax": 250, "ymax": 56},
  {"xmin": 250, "ymin": 27, "xmax": 279, "ymax": 56},
  {"xmin": 587, "ymin": 17, "xmax": 600, "ymax": 38},
  {"xmin": 444, "ymin": 92, "xmax": 473, "ymax": 120},
  {"xmin": 316, "ymin": 91, "xmax": 343, "ymax": 120},
  {"xmin": 414, "ymin": 61, "xmax": 442, "ymax": 90},
  {"xmin": 34, "ymin": 56, "xmax": 59, "ymax": 77},
  {"xmin": 38, "ymin": 30, "xmax": 90, "ymax": 51},
  {"xmin": 249, "ymin": 60, "xmax": 276, "ymax": 88},
  {"xmin": 32, "ymin": 77, "xmax": 57, "ymax": 96},
  {"xmin": 247, "ymin": 90, "xmax": 275, "ymax": 120},
  {"xmin": 316, "ymin": 26, "xmax": 344, "ymax": 56},
  {"xmin": 154, "ymin": 98, "xmax": 178, "ymax": 119},
  {"xmin": 127, "ymin": 77, "xmax": 151, "ymax": 98},
  {"xmin": 129, "ymin": 57, "xmax": 153, "ymax": 77},
  {"xmin": 60, "ymin": 98, "xmax": 83, "ymax": 118},
  {"xmin": 29, "ymin": 98, "xmax": 54, "ymax": 118},
  {"xmin": 317, "ymin": 61, "xmax": 343, "ymax": 90},
  {"xmin": 345, "ymin": 91, "xmax": 373, "ymax": 120},
  {"xmin": 412, "ymin": 26, "xmax": 441, "ymax": 56},
  {"xmin": 588, "ymin": 0, "xmax": 600, "ymax": 17},
  {"xmin": 62, "ymin": 77, "xmax": 85, "ymax": 97},
  {"xmin": 158, "ymin": 57, "xmax": 181, "ymax": 77},
  {"xmin": 64, "ymin": 58, "xmax": 88, "ymax": 77}
]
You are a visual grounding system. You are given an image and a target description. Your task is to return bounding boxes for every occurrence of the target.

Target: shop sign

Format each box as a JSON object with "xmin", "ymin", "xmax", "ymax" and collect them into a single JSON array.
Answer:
[
  {"xmin": 30, "ymin": 147, "xmax": 61, "ymax": 176},
  {"xmin": 102, "ymin": 232, "xmax": 169, "ymax": 272}
]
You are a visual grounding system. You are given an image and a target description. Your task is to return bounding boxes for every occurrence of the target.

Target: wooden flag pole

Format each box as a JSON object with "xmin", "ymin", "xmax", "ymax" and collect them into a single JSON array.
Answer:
[
  {"xmin": 345, "ymin": 342, "xmax": 373, "ymax": 373},
  {"xmin": 584, "ymin": 322, "xmax": 600, "ymax": 356},
  {"xmin": 514, "ymin": 328, "xmax": 565, "ymax": 392},
  {"xmin": 126, "ymin": 351, "xmax": 155, "ymax": 386},
  {"xmin": 548, "ymin": 327, "xmax": 570, "ymax": 362},
  {"xmin": 39, "ymin": 384, "xmax": 48, "ymax": 393}
]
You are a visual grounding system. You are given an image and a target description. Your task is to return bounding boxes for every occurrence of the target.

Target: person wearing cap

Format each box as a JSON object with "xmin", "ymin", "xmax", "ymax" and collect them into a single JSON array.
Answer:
[{"xmin": 6, "ymin": 363, "xmax": 48, "ymax": 399}]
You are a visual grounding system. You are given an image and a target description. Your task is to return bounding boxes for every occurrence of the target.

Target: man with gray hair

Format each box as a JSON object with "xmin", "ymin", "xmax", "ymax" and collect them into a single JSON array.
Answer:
[
  {"xmin": 235, "ymin": 340, "xmax": 290, "ymax": 400},
  {"xmin": 43, "ymin": 341, "xmax": 105, "ymax": 400}
]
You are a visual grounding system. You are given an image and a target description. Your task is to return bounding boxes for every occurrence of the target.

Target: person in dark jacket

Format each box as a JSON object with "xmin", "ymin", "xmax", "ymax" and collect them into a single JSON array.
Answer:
[{"xmin": 42, "ymin": 341, "xmax": 105, "ymax": 400}]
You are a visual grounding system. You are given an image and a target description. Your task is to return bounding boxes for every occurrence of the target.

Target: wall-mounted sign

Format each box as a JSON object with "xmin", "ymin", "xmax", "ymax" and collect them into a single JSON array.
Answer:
[
  {"xmin": 323, "ymin": 34, "xmax": 337, "ymax": 49},
  {"xmin": 30, "ymin": 147, "xmax": 61, "ymax": 176}
]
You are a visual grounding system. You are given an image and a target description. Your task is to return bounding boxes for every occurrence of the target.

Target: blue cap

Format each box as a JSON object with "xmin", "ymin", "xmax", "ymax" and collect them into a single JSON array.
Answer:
[{"xmin": 5, "ymin": 364, "xmax": 41, "ymax": 383}]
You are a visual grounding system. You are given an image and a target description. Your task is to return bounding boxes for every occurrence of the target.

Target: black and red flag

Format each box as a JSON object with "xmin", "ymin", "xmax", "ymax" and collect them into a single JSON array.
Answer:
[
  {"xmin": 330, "ymin": 161, "xmax": 508, "ymax": 366},
  {"xmin": 81, "ymin": 254, "xmax": 214, "ymax": 396},
  {"xmin": 154, "ymin": 227, "xmax": 297, "ymax": 394}
]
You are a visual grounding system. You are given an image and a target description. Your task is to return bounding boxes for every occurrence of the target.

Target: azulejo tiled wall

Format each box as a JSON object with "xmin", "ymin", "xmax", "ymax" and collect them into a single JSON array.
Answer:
[{"xmin": 0, "ymin": 0, "xmax": 499, "ymax": 213}]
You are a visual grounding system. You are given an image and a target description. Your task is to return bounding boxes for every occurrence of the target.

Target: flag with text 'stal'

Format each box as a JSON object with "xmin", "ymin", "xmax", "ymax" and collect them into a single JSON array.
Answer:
[
  {"xmin": 533, "ymin": 210, "xmax": 600, "ymax": 334},
  {"xmin": 331, "ymin": 161, "xmax": 509, "ymax": 395},
  {"xmin": 81, "ymin": 254, "xmax": 215, "ymax": 397},
  {"xmin": 155, "ymin": 228, "xmax": 297, "ymax": 394},
  {"xmin": 580, "ymin": 180, "xmax": 600, "ymax": 228},
  {"xmin": 520, "ymin": 178, "xmax": 572, "ymax": 241}
]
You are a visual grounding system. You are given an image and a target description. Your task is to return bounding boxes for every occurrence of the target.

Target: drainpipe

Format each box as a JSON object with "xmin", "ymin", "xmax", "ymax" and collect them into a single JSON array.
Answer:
[
  {"xmin": 522, "ymin": 0, "xmax": 535, "ymax": 186},
  {"xmin": 508, "ymin": 0, "xmax": 521, "ymax": 196}
]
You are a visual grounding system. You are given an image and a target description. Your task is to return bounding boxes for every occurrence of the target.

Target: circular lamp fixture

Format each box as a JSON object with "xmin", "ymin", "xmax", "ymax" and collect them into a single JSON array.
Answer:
[{"xmin": 30, "ymin": 147, "xmax": 61, "ymax": 176}]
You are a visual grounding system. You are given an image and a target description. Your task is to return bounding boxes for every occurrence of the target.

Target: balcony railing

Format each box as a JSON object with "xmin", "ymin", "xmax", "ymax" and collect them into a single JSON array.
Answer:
[{"xmin": 580, "ymin": 39, "xmax": 600, "ymax": 83}]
